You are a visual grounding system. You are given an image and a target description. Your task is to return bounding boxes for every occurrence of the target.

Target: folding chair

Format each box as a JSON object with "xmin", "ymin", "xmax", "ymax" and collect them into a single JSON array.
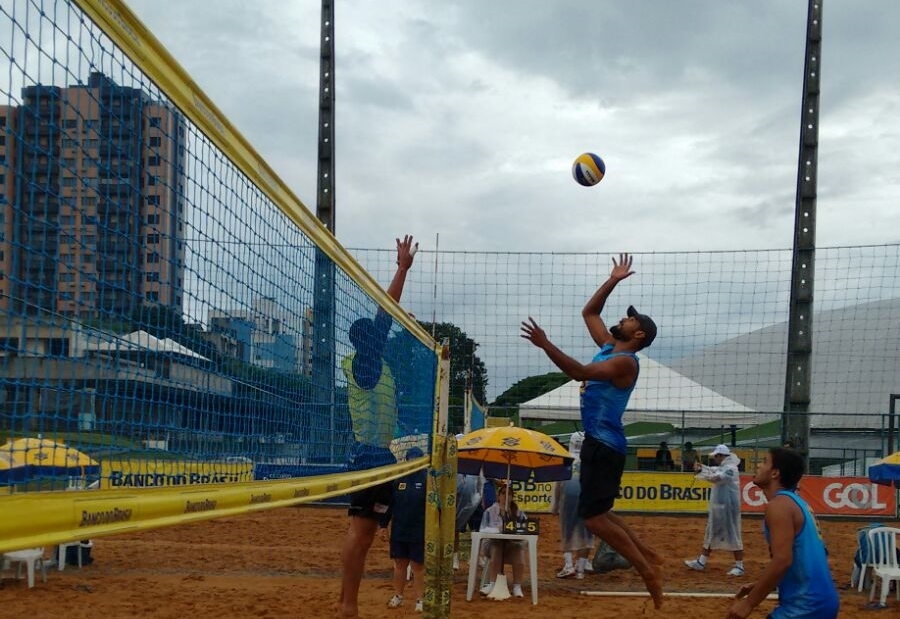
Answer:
[{"xmin": 866, "ymin": 526, "xmax": 900, "ymax": 608}]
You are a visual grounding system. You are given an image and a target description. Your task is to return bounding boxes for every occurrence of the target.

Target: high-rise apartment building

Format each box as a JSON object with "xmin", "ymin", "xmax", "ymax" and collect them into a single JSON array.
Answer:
[{"xmin": 0, "ymin": 72, "xmax": 185, "ymax": 319}]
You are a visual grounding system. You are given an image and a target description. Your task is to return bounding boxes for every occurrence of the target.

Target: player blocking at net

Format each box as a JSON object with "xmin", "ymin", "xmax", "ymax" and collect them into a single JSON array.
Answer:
[
  {"xmin": 338, "ymin": 235, "xmax": 419, "ymax": 619},
  {"xmin": 520, "ymin": 253, "xmax": 664, "ymax": 609}
]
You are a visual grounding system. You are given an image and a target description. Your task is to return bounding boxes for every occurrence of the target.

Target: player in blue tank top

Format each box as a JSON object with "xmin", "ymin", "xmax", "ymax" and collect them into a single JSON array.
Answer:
[
  {"xmin": 726, "ymin": 447, "xmax": 839, "ymax": 619},
  {"xmin": 521, "ymin": 253, "xmax": 664, "ymax": 608}
]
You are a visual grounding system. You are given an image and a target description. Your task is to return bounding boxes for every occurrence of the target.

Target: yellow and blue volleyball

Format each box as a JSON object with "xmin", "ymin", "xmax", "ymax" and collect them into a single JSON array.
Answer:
[{"xmin": 572, "ymin": 152, "xmax": 606, "ymax": 186}]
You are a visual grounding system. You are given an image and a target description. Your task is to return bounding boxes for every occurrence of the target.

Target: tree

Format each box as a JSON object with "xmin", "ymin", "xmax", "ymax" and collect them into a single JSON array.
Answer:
[
  {"xmin": 490, "ymin": 372, "xmax": 571, "ymax": 419},
  {"xmin": 415, "ymin": 321, "xmax": 488, "ymax": 433}
]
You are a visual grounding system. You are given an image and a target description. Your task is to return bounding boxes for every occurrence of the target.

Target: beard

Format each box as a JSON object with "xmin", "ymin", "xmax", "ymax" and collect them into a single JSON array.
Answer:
[{"xmin": 610, "ymin": 324, "xmax": 625, "ymax": 341}]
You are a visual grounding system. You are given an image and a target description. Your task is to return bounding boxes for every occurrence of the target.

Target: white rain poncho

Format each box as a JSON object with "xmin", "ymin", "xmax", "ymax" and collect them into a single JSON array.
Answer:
[
  {"xmin": 553, "ymin": 432, "xmax": 594, "ymax": 552},
  {"xmin": 695, "ymin": 452, "xmax": 743, "ymax": 551},
  {"xmin": 455, "ymin": 473, "xmax": 482, "ymax": 531}
]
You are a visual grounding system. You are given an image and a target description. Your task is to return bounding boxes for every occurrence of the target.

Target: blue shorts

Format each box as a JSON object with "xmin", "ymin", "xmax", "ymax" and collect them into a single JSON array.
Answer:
[{"xmin": 390, "ymin": 539, "xmax": 425, "ymax": 564}]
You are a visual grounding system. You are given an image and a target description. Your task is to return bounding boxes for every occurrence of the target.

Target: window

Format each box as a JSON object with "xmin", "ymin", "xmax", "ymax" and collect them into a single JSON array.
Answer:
[
  {"xmin": 146, "ymin": 214, "xmax": 160, "ymax": 225},
  {"xmin": 145, "ymin": 272, "xmax": 159, "ymax": 282},
  {"xmin": 47, "ymin": 338, "xmax": 70, "ymax": 357},
  {"xmin": 147, "ymin": 175, "xmax": 158, "ymax": 186},
  {"xmin": 149, "ymin": 116, "xmax": 161, "ymax": 128},
  {"xmin": 147, "ymin": 155, "xmax": 161, "ymax": 166},
  {"xmin": 146, "ymin": 233, "xmax": 160, "ymax": 244},
  {"xmin": 146, "ymin": 252, "xmax": 160, "ymax": 264},
  {"xmin": 146, "ymin": 195, "xmax": 160, "ymax": 206},
  {"xmin": 146, "ymin": 291, "xmax": 159, "ymax": 302},
  {"xmin": 149, "ymin": 136, "xmax": 162, "ymax": 147}
]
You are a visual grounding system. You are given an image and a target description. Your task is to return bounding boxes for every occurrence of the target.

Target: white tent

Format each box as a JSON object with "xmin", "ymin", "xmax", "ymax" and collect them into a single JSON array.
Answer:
[
  {"xmin": 84, "ymin": 330, "xmax": 210, "ymax": 362},
  {"xmin": 518, "ymin": 354, "xmax": 768, "ymax": 428}
]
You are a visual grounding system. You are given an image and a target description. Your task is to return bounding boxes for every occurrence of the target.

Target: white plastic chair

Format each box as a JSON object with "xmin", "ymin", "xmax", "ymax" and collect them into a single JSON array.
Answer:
[
  {"xmin": 56, "ymin": 541, "xmax": 91, "ymax": 571},
  {"xmin": 866, "ymin": 526, "xmax": 900, "ymax": 608},
  {"xmin": 3, "ymin": 548, "xmax": 48, "ymax": 588}
]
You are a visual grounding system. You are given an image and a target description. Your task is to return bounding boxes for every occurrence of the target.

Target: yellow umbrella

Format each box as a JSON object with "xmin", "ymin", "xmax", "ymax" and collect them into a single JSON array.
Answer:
[
  {"xmin": 869, "ymin": 451, "xmax": 900, "ymax": 487},
  {"xmin": 457, "ymin": 425, "xmax": 573, "ymax": 483},
  {"xmin": 0, "ymin": 437, "xmax": 99, "ymax": 475}
]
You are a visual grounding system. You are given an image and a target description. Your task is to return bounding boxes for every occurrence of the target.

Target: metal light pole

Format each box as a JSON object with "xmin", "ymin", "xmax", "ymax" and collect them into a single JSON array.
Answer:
[{"xmin": 782, "ymin": 0, "xmax": 823, "ymax": 456}]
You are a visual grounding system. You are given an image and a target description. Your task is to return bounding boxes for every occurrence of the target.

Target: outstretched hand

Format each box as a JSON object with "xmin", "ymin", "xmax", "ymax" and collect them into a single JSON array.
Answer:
[
  {"xmin": 520, "ymin": 317, "xmax": 549, "ymax": 348},
  {"xmin": 396, "ymin": 235, "xmax": 419, "ymax": 270},
  {"xmin": 610, "ymin": 253, "xmax": 635, "ymax": 281}
]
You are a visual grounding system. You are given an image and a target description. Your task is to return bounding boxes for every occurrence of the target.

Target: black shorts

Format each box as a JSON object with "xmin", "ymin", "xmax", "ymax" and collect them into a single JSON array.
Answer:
[
  {"xmin": 577, "ymin": 435, "xmax": 626, "ymax": 520},
  {"xmin": 348, "ymin": 481, "xmax": 393, "ymax": 526},
  {"xmin": 390, "ymin": 539, "xmax": 425, "ymax": 564}
]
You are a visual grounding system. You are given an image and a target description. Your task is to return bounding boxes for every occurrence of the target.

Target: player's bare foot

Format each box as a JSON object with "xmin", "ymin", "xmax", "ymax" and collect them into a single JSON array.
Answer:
[{"xmin": 647, "ymin": 563, "xmax": 664, "ymax": 609}]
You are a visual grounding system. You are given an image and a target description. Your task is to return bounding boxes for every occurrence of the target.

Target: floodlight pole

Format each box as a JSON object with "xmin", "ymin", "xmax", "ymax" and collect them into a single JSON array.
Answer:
[
  {"xmin": 782, "ymin": 0, "xmax": 822, "ymax": 455},
  {"xmin": 312, "ymin": 0, "xmax": 337, "ymax": 461}
]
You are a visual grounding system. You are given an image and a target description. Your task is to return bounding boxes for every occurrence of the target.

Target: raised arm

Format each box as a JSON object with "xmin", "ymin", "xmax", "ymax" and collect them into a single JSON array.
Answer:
[
  {"xmin": 582, "ymin": 254, "xmax": 634, "ymax": 347},
  {"xmin": 373, "ymin": 235, "xmax": 419, "ymax": 339},
  {"xmin": 520, "ymin": 318, "xmax": 638, "ymax": 388}
]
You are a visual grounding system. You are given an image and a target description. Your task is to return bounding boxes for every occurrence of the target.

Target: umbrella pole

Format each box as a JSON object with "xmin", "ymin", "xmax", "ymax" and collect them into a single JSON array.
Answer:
[{"xmin": 505, "ymin": 462, "xmax": 511, "ymax": 512}]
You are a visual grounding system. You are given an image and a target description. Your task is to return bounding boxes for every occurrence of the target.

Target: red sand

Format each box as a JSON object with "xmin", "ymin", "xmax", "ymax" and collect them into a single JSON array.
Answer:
[{"xmin": 0, "ymin": 505, "xmax": 891, "ymax": 618}]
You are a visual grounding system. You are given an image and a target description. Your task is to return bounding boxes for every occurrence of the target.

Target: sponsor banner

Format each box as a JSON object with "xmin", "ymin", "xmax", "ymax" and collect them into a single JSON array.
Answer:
[
  {"xmin": 510, "ymin": 479, "xmax": 556, "ymax": 513},
  {"xmin": 100, "ymin": 459, "xmax": 254, "ymax": 489},
  {"xmin": 511, "ymin": 473, "xmax": 897, "ymax": 516},
  {"xmin": 616, "ymin": 472, "xmax": 710, "ymax": 513},
  {"xmin": 740, "ymin": 476, "xmax": 896, "ymax": 516}
]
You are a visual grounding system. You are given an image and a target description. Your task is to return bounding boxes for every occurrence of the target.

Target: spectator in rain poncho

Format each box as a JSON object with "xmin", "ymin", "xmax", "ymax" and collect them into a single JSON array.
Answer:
[
  {"xmin": 553, "ymin": 431, "xmax": 595, "ymax": 579},
  {"xmin": 683, "ymin": 444, "xmax": 745, "ymax": 576},
  {"xmin": 452, "ymin": 465, "xmax": 483, "ymax": 570}
]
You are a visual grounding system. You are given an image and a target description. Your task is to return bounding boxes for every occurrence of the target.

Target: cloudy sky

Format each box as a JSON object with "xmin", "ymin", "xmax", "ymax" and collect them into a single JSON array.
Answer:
[{"xmin": 124, "ymin": 0, "xmax": 900, "ymax": 255}]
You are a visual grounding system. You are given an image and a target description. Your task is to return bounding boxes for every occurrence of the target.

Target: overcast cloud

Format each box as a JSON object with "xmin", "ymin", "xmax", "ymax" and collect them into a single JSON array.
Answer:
[{"xmin": 124, "ymin": 0, "xmax": 900, "ymax": 255}]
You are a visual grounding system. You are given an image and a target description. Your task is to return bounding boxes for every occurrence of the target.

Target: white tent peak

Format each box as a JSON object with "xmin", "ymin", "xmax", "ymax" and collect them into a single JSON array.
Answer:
[{"xmin": 85, "ymin": 330, "xmax": 210, "ymax": 362}]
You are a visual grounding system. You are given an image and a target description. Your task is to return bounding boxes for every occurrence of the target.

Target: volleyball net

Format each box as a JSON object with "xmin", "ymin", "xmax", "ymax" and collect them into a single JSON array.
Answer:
[{"xmin": 0, "ymin": 0, "xmax": 440, "ymax": 552}]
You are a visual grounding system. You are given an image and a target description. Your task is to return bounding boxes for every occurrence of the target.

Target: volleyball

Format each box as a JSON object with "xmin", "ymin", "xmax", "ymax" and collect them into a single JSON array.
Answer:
[{"xmin": 572, "ymin": 152, "xmax": 606, "ymax": 187}]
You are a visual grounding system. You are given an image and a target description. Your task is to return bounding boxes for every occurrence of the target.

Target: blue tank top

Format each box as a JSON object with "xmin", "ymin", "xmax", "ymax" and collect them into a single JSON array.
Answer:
[
  {"xmin": 579, "ymin": 344, "xmax": 638, "ymax": 454},
  {"xmin": 764, "ymin": 490, "xmax": 839, "ymax": 619}
]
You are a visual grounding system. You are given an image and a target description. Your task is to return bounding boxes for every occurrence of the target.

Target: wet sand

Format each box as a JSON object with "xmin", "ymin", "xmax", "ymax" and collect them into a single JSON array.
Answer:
[{"xmin": 0, "ymin": 505, "xmax": 890, "ymax": 618}]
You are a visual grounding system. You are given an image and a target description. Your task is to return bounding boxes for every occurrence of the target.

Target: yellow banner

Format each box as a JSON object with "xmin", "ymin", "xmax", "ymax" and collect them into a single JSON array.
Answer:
[
  {"xmin": 99, "ymin": 459, "xmax": 254, "ymax": 489},
  {"xmin": 510, "ymin": 472, "xmax": 710, "ymax": 514},
  {"xmin": 510, "ymin": 479, "xmax": 556, "ymax": 513},
  {"xmin": 616, "ymin": 471, "xmax": 710, "ymax": 513},
  {"xmin": 0, "ymin": 459, "xmax": 426, "ymax": 554}
]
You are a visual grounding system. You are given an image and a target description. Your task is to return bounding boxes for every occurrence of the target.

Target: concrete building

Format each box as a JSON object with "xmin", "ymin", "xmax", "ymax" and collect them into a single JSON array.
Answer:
[
  {"xmin": 0, "ymin": 72, "xmax": 186, "ymax": 319},
  {"xmin": 207, "ymin": 298, "xmax": 311, "ymax": 374}
]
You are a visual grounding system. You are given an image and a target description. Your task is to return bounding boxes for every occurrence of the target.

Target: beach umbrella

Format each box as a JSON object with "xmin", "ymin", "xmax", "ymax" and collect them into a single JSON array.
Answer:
[
  {"xmin": 868, "ymin": 451, "xmax": 900, "ymax": 488},
  {"xmin": 456, "ymin": 424, "xmax": 573, "ymax": 483},
  {"xmin": 0, "ymin": 450, "xmax": 29, "ymax": 484},
  {"xmin": 0, "ymin": 436, "xmax": 99, "ymax": 479}
]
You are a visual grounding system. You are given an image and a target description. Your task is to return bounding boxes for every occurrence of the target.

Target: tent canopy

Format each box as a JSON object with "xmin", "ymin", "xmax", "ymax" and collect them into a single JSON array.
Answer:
[
  {"xmin": 518, "ymin": 354, "xmax": 769, "ymax": 428},
  {"xmin": 84, "ymin": 330, "xmax": 210, "ymax": 362}
]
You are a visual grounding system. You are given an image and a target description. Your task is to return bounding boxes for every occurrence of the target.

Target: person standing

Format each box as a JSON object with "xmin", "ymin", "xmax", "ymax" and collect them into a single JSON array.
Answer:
[
  {"xmin": 684, "ymin": 444, "xmax": 744, "ymax": 576},
  {"xmin": 452, "ymin": 468, "xmax": 483, "ymax": 570},
  {"xmin": 338, "ymin": 235, "xmax": 418, "ymax": 619},
  {"xmin": 520, "ymin": 253, "xmax": 664, "ymax": 608},
  {"xmin": 554, "ymin": 431, "xmax": 595, "ymax": 579},
  {"xmin": 725, "ymin": 447, "xmax": 839, "ymax": 619},
  {"xmin": 384, "ymin": 447, "xmax": 427, "ymax": 613},
  {"xmin": 681, "ymin": 441, "xmax": 700, "ymax": 472}
]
